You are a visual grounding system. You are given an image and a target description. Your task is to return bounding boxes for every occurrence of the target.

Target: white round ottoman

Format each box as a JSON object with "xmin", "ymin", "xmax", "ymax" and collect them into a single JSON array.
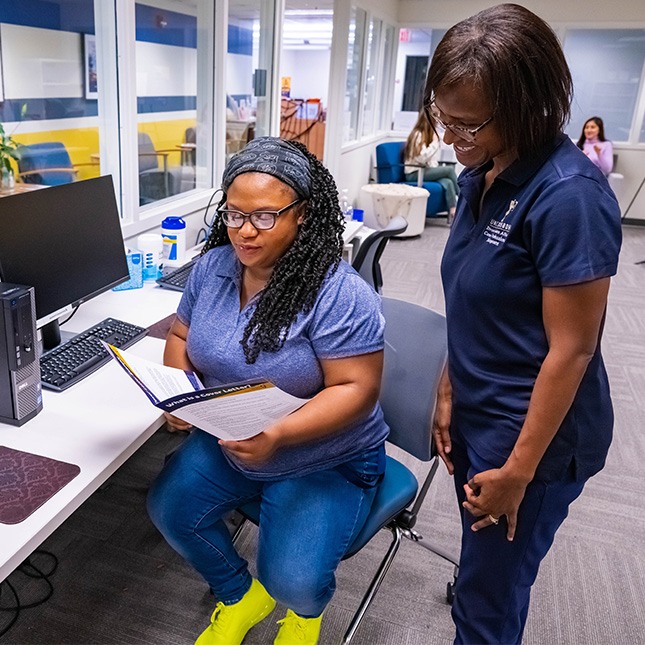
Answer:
[{"xmin": 360, "ymin": 183, "xmax": 429, "ymax": 237}]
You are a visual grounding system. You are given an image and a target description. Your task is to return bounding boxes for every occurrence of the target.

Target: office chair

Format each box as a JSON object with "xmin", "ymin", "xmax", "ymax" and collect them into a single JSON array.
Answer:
[
  {"xmin": 138, "ymin": 132, "xmax": 182, "ymax": 204},
  {"xmin": 234, "ymin": 297, "xmax": 460, "ymax": 644},
  {"xmin": 351, "ymin": 216, "xmax": 408, "ymax": 293},
  {"xmin": 375, "ymin": 141, "xmax": 448, "ymax": 217},
  {"xmin": 17, "ymin": 142, "xmax": 78, "ymax": 186}
]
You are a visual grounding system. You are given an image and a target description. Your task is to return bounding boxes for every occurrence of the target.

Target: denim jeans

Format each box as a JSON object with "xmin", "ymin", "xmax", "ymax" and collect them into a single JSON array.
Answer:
[{"xmin": 147, "ymin": 430, "xmax": 381, "ymax": 618}]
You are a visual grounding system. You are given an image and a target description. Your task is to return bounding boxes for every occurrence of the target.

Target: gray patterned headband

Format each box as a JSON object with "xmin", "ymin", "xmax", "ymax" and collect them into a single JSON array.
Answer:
[{"xmin": 221, "ymin": 137, "xmax": 312, "ymax": 199}]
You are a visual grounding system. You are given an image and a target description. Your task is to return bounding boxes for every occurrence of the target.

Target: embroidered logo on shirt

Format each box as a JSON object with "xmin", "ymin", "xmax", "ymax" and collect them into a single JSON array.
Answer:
[{"xmin": 483, "ymin": 199, "xmax": 518, "ymax": 246}]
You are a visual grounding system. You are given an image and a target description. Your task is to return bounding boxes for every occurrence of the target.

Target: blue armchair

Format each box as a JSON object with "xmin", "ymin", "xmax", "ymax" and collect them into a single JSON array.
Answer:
[
  {"xmin": 17, "ymin": 142, "xmax": 78, "ymax": 186},
  {"xmin": 375, "ymin": 141, "xmax": 447, "ymax": 217}
]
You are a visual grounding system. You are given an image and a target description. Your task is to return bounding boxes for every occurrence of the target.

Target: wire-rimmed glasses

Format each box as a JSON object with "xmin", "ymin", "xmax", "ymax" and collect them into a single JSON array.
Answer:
[
  {"xmin": 218, "ymin": 198, "xmax": 303, "ymax": 230},
  {"xmin": 424, "ymin": 100, "xmax": 493, "ymax": 143}
]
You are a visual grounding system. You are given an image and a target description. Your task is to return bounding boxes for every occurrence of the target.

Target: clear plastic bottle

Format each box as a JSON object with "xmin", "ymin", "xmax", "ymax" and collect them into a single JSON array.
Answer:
[{"xmin": 339, "ymin": 188, "xmax": 353, "ymax": 221}]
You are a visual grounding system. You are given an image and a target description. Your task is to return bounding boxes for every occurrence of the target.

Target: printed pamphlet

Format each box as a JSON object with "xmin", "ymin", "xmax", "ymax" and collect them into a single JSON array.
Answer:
[{"xmin": 103, "ymin": 343, "xmax": 307, "ymax": 441}]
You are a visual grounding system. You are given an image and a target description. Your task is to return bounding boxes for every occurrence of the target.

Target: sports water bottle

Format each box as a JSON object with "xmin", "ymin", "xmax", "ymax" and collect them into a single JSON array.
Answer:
[{"xmin": 339, "ymin": 188, "xmax": 353, "ymax": 222}]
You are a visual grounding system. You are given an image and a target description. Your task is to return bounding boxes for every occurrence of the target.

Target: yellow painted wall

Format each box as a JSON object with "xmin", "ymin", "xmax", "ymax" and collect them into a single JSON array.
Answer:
[
  {"xmin": 9, "ymin": 118, "xmax": 196, "ymax": 182},
  {"xmin": 138, "ymin": 118, "xmax": 196, "ymax": 169}
]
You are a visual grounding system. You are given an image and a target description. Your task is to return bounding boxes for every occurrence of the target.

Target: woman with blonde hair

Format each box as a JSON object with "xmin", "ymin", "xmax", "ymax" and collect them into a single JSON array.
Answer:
[{"xmin": 403, "ymin": 110, "xmax": 460, "ymax": 218}]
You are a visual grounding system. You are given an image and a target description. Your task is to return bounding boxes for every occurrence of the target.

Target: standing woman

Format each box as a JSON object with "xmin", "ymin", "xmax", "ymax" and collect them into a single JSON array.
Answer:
[
  {"xmin": 404, "ymin": 110, "xmax": 460, "ymax": 219},
  {"xmin": 426, "ymin": 5, "xmax": 621, "ymax": 644},
  {"xmin": 147, "ymin": 137, "xmax": 388, "ymax": 645},
  {"xmin": 577, "ymin": 116, "xmax": 614, "ymax": 176}
]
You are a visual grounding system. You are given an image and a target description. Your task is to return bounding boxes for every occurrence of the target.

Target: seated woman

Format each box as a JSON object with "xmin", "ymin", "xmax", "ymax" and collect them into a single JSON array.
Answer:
[
  {"xmin": 404, "ymin": 110, "xmax": 460, "ymax": 218},
  {"xmin": 147, "ymin": 137, "xmax": 388, "ymax": 645},
  {"xmin": 577, "ymin": 116, "xmax": 614, "ymax": 176}
]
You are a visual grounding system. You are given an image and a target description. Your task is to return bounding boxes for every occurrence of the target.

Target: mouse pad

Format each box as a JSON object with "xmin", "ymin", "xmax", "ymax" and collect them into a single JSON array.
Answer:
[{"xmin": 0, "ymin": 446, "xmax": 81, "ymax": 525}]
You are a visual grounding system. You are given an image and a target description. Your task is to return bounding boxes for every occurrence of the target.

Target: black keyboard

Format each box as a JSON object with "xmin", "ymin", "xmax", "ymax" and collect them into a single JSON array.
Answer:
[
  {"xmin": 156, "ymin": 258, "xmax": 197, "ymax": 292},
  {"xmin": 40, "ymin": 317, "xmax": 148, "ymax": 392}
]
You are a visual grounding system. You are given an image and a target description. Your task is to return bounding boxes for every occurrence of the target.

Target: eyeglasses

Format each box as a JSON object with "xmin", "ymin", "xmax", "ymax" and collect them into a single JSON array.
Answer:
[
  {"xmin": 218, "ymin": 199, "xmax": 303, "ymax": 230},
  {"xmin": 424, "ymin": 100, "xmax": 493, "ymax": 143}
]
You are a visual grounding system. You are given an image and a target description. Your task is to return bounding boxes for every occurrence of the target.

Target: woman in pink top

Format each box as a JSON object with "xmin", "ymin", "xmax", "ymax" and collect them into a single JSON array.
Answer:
[{"xmin": 577, "ymin": 116, "xmax": 613, "ymax": 176}]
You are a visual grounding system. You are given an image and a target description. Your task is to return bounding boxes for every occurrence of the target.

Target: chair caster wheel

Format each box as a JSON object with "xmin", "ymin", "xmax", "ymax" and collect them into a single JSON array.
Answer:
[{"xmin": 446, "ymin": 580, "xmax": 456, "ymax": 604}]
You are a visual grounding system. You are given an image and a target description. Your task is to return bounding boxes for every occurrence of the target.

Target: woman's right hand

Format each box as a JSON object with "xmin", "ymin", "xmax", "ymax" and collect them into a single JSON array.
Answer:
[
  {"xmin": 432, "ymin": 366, "xmax": 454, "ymax": 474},
  {"xmin": 163, "ymin": 411, "xmax": 193, "ymax": 433}
]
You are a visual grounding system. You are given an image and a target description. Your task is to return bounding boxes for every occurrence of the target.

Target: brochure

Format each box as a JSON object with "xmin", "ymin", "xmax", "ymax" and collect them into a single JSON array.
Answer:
[{"xmin": 103, "ymin": 343, "xmax": 308, "ymax": 441}]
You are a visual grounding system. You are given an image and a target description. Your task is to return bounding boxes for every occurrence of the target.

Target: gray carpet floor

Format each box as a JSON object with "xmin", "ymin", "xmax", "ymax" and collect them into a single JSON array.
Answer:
[{"xmin": 2, "ymin": 221, "xmax": 644, "ymax": 645}]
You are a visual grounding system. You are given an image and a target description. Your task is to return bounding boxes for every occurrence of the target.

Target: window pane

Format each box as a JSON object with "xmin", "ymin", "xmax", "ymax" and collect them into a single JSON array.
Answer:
[
  {"xmin": 379, "ymin": 24, "xmax": 396, "ymax": 131},
  {"xmin": 135, "ymin": 2, "xmax": 213, "ymax": 207},
  {"xmin": 279, "ymin": 4, "xmax": 332, "ymax": 160},
  {"xmin": 343, "ymin": 7, "xmax": 366, "ymax": 143},
  {"xmin": 227, "ymin": 0, "xmax": 275, "ymax": 162},
  {"xmin": 564, "ymin": 29, "xmax": 645, "ymax": 143},
  {"xmin": 0, "ymin": 1, "xmax": 101, "ymax": 192},
  {"xmin": 361, "ymin": 18, "xmax": 382, "ymax": 137}
]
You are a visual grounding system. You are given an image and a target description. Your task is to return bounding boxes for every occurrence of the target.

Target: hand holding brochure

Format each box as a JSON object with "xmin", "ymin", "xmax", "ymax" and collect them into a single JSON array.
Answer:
[{"xmin": 103, "ymin": 343, "xmax": 308, "ymax": 441}]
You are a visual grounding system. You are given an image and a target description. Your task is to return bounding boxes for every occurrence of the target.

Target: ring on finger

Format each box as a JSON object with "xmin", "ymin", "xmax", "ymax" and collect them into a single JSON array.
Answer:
[{"xmin": 488, "ymin": 514, "xmax": 499, "ymax": 525}]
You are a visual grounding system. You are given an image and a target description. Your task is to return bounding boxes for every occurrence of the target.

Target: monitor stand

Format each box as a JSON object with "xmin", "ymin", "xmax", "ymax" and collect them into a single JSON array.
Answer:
[{"xmin": 40, "ymin": 319, "xmax": 76, "ymax": 352}]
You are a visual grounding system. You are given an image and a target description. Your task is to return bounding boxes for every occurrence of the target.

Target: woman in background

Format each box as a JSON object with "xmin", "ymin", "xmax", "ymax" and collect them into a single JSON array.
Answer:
[
  {"xmin": 404, "ymin": 110, "xmax": 460, "ymax": 218},
  {"xmin": 577, "ymin": 116, "xmax": 614, "ymax": 176}
]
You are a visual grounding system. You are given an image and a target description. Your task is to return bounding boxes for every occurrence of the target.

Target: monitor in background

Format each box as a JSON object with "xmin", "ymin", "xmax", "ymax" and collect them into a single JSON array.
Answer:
[{"xmin": 0, "ymin": 175, "xmax": 129, "ymax": 350}]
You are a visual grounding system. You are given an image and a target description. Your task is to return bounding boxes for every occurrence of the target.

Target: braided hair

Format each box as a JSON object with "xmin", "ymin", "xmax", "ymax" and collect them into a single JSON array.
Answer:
[{"xmin": 201, "ymin": 140, "xmax": 345, "ymax": 364}]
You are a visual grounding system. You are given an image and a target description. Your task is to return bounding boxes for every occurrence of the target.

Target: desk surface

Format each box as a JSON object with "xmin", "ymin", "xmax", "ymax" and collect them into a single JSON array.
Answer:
[
  {"xmin": 0, "ymin": 183, "xmax": 47, "ymax": 197},
  {"xmin": 0, "ymin": 283, "xmax": 182, "ymax": 581}
]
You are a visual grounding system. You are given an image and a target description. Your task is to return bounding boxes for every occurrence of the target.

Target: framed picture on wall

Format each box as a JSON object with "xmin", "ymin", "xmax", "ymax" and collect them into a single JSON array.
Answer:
[
  {"xmin": 0, "ymin": 33, "xmax": 4, "ymax": 102},
  {"xmin": 84, "ymin": 34, "xmax": 97, "ymax": 100}
]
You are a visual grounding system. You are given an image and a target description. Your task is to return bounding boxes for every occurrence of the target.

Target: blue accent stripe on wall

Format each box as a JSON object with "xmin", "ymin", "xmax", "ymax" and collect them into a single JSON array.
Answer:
[
  {"xmin": 0, "ymin": 0, "xmax": 94, "ymax": 34},
  {"xmin": 228, "ymin": 24, "xmax": 253, "ymax": 56},
  {"xmin": 137, "ymin": 96, "xmax": 197, "ymax": 114},
  {"xmin": 135, "ymin": 3, "xmax": 197, "ymax": 49},
  {"xmin": 0, "ymin": 98, "xmax": 98, "ymax": 123}
]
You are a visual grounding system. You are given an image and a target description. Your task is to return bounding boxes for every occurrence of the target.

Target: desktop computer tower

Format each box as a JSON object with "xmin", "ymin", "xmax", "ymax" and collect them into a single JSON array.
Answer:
[{"xmin": 0, "ymin": 283, "xmax": 43, "ymax": 426}]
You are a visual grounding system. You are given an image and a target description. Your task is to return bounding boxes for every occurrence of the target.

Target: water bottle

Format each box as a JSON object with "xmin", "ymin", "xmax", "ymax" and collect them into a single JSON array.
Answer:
[
  {"xmin": 339, "ymin": 188, "xmax": 353, "ymax": 222},
  {"xmin": 137, "ymin": 233, "xmax": 163, "ymax": 281}
]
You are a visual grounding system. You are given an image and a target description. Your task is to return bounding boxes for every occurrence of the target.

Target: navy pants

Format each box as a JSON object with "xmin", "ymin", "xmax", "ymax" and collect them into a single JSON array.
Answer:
[{"xmin": 450, "ymin": 429, "xmax": 586, "ymax": 644}]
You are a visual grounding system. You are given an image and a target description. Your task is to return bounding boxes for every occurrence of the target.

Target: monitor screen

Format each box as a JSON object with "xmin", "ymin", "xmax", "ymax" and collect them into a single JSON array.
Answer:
[{"xmin": 0, "ymin": 176, "xmax": 128, "ymax": 339}]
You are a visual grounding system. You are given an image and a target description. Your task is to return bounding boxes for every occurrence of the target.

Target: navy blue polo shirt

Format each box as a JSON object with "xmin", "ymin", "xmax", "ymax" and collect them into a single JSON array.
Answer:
[{"xmin": 441, "ymin": 134, "xmax": 621, "ymax": 481}]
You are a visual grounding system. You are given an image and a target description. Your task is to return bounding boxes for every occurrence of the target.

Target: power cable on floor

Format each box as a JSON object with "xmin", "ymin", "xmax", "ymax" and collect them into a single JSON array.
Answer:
[{"xmin": 0, "ymin": 550, "xmax": 58, "ymax": 637}]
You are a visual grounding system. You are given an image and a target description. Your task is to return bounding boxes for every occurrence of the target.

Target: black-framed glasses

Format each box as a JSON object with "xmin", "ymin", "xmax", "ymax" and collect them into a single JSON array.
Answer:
[
  {"xmin": 424, "ymin": 100, "xmax": 493, "ymax": 143},
  {"xmin": 218, "ymin": 198, "xmax": 303, "ymax": 230}
]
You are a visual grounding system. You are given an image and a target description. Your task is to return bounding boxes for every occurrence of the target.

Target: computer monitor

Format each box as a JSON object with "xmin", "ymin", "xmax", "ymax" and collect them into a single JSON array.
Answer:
[{"xmin": 0, "ymin": 175, "xmax": 129, "ymax": 350}]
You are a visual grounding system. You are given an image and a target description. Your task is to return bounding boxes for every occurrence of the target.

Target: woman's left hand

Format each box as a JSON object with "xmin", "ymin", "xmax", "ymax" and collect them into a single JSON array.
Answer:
[
  {"xmin": 462, "ymin": 467, "xmax": 529, "ymax": 541},
  {"xmin": 219, "ymin": 427, "xmax": 281, "ymax": 465}
]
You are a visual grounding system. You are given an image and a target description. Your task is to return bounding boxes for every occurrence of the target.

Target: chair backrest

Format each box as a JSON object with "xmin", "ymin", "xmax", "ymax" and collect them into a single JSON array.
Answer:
[
  {"xmin": 351, "ymin": 216, "xmax": 408, "ymax": 292},
  {"xmin": 18, "ymin": 142, "xmax": 74, "ymax": 186},
  {"xmin": 375, "ymin": 142, "xmax": 406, "ymax": 184},
  {"xmin": 138, "ymin": 132, "xmax": 159, "ymax": 172},
  {"xmin": 380, "ymin": 297, "xmax": 447, "ymax": 461}
]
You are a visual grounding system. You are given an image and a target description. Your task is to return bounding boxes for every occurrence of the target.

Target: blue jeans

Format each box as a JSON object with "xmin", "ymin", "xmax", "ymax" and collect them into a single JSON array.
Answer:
[
  {"xmin": 147, "ymin": 430, "xmax": 380, "ymax": 618},
  {"xmin": 405, "ymin": 165, "xmax": 460, "ymax": 209},
  {"xmin": 449, "ymin": 426, "xmax": 586, "ymax": 644}
]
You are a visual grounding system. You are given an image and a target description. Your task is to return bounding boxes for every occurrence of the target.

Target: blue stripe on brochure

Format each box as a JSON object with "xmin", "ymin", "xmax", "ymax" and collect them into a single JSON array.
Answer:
[{"xmin": 185, "ymin": 371, "xmax": 203, "ymax": 391}]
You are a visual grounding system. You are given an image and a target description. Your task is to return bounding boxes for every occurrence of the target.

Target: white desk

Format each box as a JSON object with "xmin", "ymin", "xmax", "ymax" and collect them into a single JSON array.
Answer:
[{"xmin": 0, "ymin": 283, "xmax": 182, "ymax": 582}]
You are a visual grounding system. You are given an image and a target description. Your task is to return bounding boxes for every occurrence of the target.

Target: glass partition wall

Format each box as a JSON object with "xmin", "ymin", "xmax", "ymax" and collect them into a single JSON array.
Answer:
[
  {"xmin": 134, "ymin": 1, "xmax": 215, "ymax": 207},
  {"xmin": 0, "ymin": 2, "xmax": 102, "ymax": 190},
  {"xmin": 226, "ymin": 0, "xmax": 276, "ymax": 162}
]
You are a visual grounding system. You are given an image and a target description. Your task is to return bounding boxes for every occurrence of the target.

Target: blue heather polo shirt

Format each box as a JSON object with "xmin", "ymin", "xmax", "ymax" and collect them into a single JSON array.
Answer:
[
  {"xmin": 176, "ymin": 245, "xmax": 389, "ymax": 480},
  {"xmin": 441, "ymin": 134, "xmax": 622, "ymax": 481}
]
